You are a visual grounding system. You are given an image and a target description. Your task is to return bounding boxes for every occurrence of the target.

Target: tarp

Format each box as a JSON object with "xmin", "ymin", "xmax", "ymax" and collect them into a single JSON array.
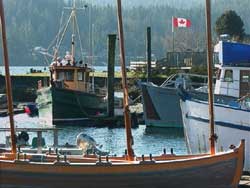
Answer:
[{"xmin": 217, "ymin": 41, "xmax": 250, "ymax": 66}]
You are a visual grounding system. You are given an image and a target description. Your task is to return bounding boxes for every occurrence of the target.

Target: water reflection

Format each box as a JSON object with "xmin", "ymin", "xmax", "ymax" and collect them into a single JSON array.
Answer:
[{"xmin": 145, "ymin": 127, "xmax": 184, "ymax": 138}]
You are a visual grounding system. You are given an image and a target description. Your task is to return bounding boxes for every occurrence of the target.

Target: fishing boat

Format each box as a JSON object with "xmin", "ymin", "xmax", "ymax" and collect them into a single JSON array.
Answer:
[
  {"xmin": 0, "ymin": 0, "xmax": 245, "ymax": 187},
  {"xmin": 36, "ymin": 1, "xmax": 107, "ymax": 125},
  {"xmin": 140, "ymin": 40, "xmax": 250, "ymax": 129},
  {"xmin": 180, "ymin": 40, "xmax": 250, "ymax": 172},
  {"xmin": 140, "ymin": 73, "xmax": 208, "ymax": 128}
]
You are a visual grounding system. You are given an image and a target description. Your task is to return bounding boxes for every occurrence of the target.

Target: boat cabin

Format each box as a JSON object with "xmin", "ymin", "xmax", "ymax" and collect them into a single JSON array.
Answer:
[
  {"xmin": 214, "ymin": 41, "xmax": 250, "ymax": 98},
  {"xmin": 49, "ymin": 63, "xmax": 92, "ymax": 92}
]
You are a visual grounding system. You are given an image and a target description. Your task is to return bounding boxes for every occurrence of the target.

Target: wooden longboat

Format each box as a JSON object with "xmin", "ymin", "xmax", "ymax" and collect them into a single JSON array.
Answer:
[
  {"xmin": 0, "ymin": 142, "xmax": 245, "ymax": 188},
  {"xmin": 0, "ymin": 0, "xmax": 245, "ymax": 187}
]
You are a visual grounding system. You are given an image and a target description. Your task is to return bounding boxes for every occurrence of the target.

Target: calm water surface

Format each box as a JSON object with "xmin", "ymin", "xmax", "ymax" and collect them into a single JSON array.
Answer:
[{"xmin": 0, "ymin": 113, "xmax": 187, "ymax": 156}]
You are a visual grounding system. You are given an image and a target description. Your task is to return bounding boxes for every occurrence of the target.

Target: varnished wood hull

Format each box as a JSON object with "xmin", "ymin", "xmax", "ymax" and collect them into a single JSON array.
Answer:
[{"xmin": 0, "ymin": 140, "xmax": 244, "ymax": 188}]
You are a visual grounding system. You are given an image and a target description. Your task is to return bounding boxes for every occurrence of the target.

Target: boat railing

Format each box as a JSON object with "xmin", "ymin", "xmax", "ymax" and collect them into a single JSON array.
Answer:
[
  {"xmin": 160, "ymin": 73, "xmax": 209, "ymax": 90},
  {"xmin": 0, "ymin": 127, "xmax": 62, "ymax": 153},
  {"xmin": 160, "ymin": 74, "xmax": 178, "ymax": 87}
]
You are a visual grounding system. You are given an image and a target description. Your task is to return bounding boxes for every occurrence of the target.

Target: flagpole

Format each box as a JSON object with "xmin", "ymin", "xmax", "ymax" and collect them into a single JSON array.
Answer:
[
  {"xmin": 172, "ymin": 16, "xmax": 176, "ymax": 67},
  {"xmin": 172, "ymin": 16, "xmax": 175, "ymax": 53}
]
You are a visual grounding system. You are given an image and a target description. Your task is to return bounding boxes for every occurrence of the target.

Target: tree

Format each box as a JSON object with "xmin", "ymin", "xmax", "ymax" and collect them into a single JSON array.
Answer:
[{"xmin": 215, "ymin": 10, "xmax": 245, "ymax": 41}]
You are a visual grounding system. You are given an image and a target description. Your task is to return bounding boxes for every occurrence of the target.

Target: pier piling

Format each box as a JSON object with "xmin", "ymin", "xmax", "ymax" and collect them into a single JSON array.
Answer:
[{"xmin": 107, "ymin": 34, "xmax": 116, "ymax": 117}]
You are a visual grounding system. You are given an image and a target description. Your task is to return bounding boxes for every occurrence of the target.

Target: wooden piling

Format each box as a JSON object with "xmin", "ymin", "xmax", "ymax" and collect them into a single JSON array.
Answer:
[
  {"xmin": 146, "ymin": 27, "xmax": 152, "ymax": 82},
  {"xmin": 107, "ymin": 34, "xmax": 116, "ymax": 117}
]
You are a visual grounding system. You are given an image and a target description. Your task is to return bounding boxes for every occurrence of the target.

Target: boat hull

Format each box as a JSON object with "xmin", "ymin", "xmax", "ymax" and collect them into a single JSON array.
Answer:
[
  {"xmin": 36, "ymin": 86, "xmax": 106, "ymax": 125},
  {"xmin": 0, "ymin": 144, "xmax": 244, "ymax": 188},
  {"xmin": 141, "ymin": 82, "xmax": 183, "ymax": 128},
  {"xmin": 180, "ymin": 99, "xmax": 250, "ymax": 172},
  {"xmin": 140, "ymin": 82, "xmax": 237, "ymax": 128}
]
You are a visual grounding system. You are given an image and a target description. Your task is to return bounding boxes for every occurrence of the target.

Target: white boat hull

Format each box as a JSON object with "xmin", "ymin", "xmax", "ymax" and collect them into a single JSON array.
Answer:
[{"xmin": 180, "ymin": 99, "xmax": 250, "ymax": 171}]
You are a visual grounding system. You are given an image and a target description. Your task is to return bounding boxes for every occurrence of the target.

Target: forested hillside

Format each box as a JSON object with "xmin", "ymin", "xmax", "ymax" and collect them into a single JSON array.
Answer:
[{"xmin": 1, "ymin": 0, "xmax": 250, "ymax": 66}]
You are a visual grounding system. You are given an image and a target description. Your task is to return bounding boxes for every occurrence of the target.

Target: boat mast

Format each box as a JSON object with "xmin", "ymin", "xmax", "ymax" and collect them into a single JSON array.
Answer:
[
  {"xmin": 0, "ymin": 0, "xmax": 17, "ymax": 154},
  {"xmin": 205, "ymin": 0, "xmax": 216, "ymax": 155},
  {"xmin": 53, "ymin": 0, "xmax": 85, "ymax": 64},
  {"xmin": 71, "ymin": 0, "xmax": 76, "ymax": 64},
  {"xmin": 116, "ymin": 0, "xmax": 134, "ymax": 161}
]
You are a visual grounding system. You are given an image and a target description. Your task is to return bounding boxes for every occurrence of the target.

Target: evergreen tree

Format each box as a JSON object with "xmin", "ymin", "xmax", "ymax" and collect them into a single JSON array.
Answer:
[{"xmin": 215, "ymin": 10, "xmax": 245, "ymax": 40}]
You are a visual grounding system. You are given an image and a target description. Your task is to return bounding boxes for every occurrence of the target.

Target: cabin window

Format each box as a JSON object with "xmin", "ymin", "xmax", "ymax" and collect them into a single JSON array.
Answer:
[
  {"xmin": 77, "ymin": 71, "xmax": 84, "ymax": 81},
  {"xmin": 224, "ymin": 69, "xmax": 233, "ymax": 82},
  {"xmin": 241, "ymin": 73, "xmax": 250, "ymax": 83},
  {"xmin": 65, "ymin": 70, "xmax": 74, "ymax": 81},
  {"xmin": 57, "ymin": 71, "xmax": 64, "ymax": 80}
]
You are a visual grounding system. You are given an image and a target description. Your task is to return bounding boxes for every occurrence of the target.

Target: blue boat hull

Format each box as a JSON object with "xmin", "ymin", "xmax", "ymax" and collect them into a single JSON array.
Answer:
[{"xmin": 141, "ymin": 83, "xmax": 183, "ymax": 128}]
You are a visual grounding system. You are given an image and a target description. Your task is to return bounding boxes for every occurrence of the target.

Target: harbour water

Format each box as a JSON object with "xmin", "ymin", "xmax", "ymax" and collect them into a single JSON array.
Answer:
[{"xmin": 0, "ymin": 113, "xmax": 187, "ymax": 156}]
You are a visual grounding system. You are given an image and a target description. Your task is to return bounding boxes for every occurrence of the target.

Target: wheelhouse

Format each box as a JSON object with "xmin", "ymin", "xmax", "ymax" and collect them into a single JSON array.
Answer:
[{"xmin": 50, "ymin": 64, "xmax": 92, "ymax": 92}]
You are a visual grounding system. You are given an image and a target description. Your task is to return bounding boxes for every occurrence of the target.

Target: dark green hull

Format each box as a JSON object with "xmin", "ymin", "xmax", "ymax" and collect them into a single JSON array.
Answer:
[
  {"xmin": 52, "ymin": 87, "xmax": 107, "ymax": 120},
  {"xmin": 37, "ymin": 87, "xmax": 107, "ymax": 125},
  {"xmin": 36, "ymin": 87, "xmax": 139, "ymax": 127}
]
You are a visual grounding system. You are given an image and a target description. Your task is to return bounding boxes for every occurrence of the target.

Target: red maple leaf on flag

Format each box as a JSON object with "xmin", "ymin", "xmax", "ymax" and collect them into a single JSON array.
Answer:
[
  {"xmin": 173, "ymin": 17, "xmax": 191, "ymax": 28},
  {"xmin": 179, "ymin": 19, "xmax": 186, "ymax": 25}
]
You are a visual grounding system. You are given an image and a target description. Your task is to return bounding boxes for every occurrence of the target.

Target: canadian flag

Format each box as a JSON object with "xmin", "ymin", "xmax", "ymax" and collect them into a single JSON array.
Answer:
[{"xmin": 173, "ymin": 17, "xmax": 191, "ymax": 28}]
